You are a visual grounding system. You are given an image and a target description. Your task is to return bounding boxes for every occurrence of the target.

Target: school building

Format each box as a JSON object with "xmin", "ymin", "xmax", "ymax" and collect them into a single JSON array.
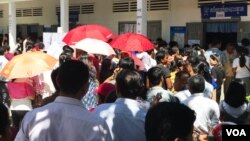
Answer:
[{"xmin": 1, "ymin": 0, "xmax": 250, "ymax": 49}]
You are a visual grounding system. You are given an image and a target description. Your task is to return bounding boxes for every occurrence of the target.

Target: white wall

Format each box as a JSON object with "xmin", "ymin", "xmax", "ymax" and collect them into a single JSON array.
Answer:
[{"xmin": 0, "ymin": 0, "xmax": 249, "ymax": 41}]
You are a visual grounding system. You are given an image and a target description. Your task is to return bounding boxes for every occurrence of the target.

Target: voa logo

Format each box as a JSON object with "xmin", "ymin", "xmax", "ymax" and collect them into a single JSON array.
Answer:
[{"xmin": 226, "ymin": 129, "xmax": 246, "ymax": 136}]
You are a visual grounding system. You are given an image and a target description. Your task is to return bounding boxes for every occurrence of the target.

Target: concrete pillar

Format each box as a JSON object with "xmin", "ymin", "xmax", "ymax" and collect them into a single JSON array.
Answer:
[
  {"xmin": 60, "ymin": 0, "xmax": 69, "ymax": 33},
  {"xmin": 8, "ymin": 0, "xmax": 16, "ymax": 49},
  {"xmin": 136, "ymin": 0, "xmax": 147, "ymax": 35}
]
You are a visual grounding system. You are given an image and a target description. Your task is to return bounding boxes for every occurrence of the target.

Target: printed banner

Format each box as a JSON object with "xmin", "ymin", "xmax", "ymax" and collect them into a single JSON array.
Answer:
[{"xmin": 201, "ymin": 3, "xmax": 247, "ymax": 18}]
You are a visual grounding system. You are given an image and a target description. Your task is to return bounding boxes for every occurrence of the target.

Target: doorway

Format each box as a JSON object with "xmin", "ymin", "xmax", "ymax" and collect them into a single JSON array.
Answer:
[
  {"xmin": 17, "ymin": 24, "xmax": 44, "ymax": 41},
  {"xmin": 204, "ymin": 22, "xmax": 238, "ymax": 50}
]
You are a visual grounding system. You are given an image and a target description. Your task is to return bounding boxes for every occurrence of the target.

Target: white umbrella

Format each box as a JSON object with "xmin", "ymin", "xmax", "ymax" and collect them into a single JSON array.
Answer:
[{"xmin": 74, "ymin": 38, "xmax": 116, "ymax": 56}]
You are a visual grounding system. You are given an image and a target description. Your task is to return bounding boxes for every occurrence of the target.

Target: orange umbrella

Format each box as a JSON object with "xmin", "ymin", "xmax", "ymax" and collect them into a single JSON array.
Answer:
[{"xmin": 0, "ymin": 51, "xmax": 58, "ymax": 79}]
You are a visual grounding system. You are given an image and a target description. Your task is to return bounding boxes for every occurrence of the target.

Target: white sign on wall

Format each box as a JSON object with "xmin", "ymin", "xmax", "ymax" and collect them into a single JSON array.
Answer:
[
  {"xmin": 43, "ymin": 32, "xmax": 66, "ymax": 59},
  {"xmin": 188, "ymin": 40, "xmax": 200, "ymax": 46}
]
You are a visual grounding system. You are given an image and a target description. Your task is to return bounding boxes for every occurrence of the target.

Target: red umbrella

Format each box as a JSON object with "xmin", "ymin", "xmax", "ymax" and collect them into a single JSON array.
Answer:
[
  {"xmin": 110, "ymin": 33, "xmax": 154, "ymax": 52},
  {"xmin": 63, "ymin": 24, "xmax": 115, "ymax": 45}
]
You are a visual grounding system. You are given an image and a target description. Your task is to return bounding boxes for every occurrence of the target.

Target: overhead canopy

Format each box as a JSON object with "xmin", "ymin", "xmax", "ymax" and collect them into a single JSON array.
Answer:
[{"xmin": 0, "ymin": 0, "xmax": 33, "ymax": 4}]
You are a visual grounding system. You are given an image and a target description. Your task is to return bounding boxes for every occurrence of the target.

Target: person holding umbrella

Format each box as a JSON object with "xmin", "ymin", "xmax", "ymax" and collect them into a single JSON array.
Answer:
[
  {"xmin": 15, "ymin": 60, "xmax": 112, "ymax": 141},
  {"xmin": 7, "ymin": 77, "xmax": 36, "ymax": 131},
  {"xmin": 0, "ymin": 51, "xmax": 58, "ymax": 134}
]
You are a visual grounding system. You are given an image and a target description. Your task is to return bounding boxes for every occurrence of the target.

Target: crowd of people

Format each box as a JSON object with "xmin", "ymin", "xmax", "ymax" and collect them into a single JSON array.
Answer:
[{"xmin": 0, "ymin": 35, "xmax": 250, "ymax": 141}]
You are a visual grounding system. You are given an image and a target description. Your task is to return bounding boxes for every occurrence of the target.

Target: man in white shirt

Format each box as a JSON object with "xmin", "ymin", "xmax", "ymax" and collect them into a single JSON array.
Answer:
[
  {"xmin": 136, "ymin": 51, "xmax": 156, "ymax": 71},
  {"xmin": 94, "ymin": 69, "xmax": 148, "ymax": 141},
  {"xmin": 182, "ymin": 75, "xmax": 220, "ymax": 133},
  {"xmin": 15, "ymin": 60, "xmax": 112, "ymax": 141}
]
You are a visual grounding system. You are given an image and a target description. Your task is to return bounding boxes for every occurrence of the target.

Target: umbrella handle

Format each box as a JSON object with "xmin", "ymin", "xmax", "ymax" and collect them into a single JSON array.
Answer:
[{"xmin": 112, "ymin": 68, "xmax": 122, "ymax": 79}]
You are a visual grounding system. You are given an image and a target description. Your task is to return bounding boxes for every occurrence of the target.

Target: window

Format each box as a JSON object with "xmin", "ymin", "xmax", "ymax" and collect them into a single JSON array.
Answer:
[
  {"xmin": 113, "ymin": 1, "xmax": 130, "ymax": 12},
  {"xmin": 0, "ymin": 10, "xmax": 3, "ymax": 18},
  {"xmin": 113, "ymin": 0, "xmax": 169, "ymax": 13},
  {"xmin": 33, "ymin": 8, "xmax": 43, "ymax": 16},
  {"xmin": 56, "ymin": 3, "xmax": 94, "ymax": 15},
  {"xmin": 119, "ymin": 22, "xmax": 136, "ymax": 34},
  {"xmin": 148, "ymin": 0, "xmax": 169, "ymax": 11},
  {"xmin": 16, "ymin": 7, "xmax": 43, "ymax": 17},
  {"xmin": 22, "ymin": 9, "xmax": 32, "ymax": 17},
  {"xmin": 81, "ymin": 4, "xmax": 94, "ymax": 14}
]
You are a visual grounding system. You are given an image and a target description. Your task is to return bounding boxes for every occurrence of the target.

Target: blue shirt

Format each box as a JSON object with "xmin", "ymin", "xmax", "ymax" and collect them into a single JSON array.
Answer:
[
  {"xmin": 94, "ymin": 98, "xmax": 148, "ymax": 141},
  {"xmin": 15, "ymin": 96, "xmax": 112, "ymax": 141}
]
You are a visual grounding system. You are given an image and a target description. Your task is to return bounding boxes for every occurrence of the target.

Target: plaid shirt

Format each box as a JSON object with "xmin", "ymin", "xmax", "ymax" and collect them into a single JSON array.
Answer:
[{"xmin": 81, "ymin": 77, "xmax": 98, "ymax": 110}]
